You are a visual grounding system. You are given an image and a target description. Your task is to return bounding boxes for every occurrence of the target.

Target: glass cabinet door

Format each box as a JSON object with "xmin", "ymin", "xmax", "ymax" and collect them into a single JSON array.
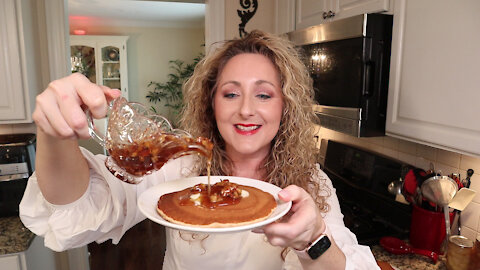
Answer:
[
  {"xmin": 70, "ymin": 35, "xmax": 129, "ymax": 99},
  {"xmin": 101, "ymin": 46, "xmax": 121, "ymax": 89},
  {"xmin": 70, "ymin": 45, "xmax": 96, "ymax": 83}
]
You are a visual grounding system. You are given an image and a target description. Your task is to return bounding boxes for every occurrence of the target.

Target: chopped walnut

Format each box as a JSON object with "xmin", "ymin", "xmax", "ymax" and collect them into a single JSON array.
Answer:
[
  {"xmin": 191, "ymin": 183, "xmax": 205, "ymax": 193},
  {"xmin": 218, "ymin": 180, "xmax": 242, "ymax": 199},
  {"xmin": 209, "ymin": 193, "xmax": 220, "ymax": 202}
]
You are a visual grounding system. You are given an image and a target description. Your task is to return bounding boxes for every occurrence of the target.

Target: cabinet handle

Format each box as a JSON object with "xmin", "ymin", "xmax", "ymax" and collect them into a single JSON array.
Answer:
[
  {"xmin": 327, "ymin": 11, "xmax": 335, "ymax": 18},
  {"xmin": 322, "ymin": 11, "xmax": 328, "ymax": 19}
]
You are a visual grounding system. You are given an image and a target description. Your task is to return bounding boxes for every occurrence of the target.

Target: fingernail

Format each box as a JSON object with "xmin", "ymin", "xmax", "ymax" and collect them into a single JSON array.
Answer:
[
  {"xmin": 251, "ymin": 228, "xmax": 264, "ymax": 234},
  {"xmin": 278, "ymin": 190, "xmax": 288, "ymax": 198}
]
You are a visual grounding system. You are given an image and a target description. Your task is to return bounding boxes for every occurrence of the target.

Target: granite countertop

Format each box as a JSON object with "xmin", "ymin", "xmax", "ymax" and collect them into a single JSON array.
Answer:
[
  {"xmin": 0, "ymin": 216, "xmax": 35, "ymax": 255},
  {"xmin": 372, "ymin": 245, "xmax": 447, "ymax": 270}
]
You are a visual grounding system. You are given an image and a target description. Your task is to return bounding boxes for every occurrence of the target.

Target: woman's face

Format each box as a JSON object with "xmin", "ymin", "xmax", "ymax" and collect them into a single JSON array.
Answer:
[{"xmin": 213, "ymin": 53, "xmax": 283, "ymax": 160}]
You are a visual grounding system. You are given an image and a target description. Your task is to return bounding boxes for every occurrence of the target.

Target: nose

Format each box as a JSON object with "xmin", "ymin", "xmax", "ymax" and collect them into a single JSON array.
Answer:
[{"xmin": 239, "ymin": 95, "xmax": 255, "ymax": 118}]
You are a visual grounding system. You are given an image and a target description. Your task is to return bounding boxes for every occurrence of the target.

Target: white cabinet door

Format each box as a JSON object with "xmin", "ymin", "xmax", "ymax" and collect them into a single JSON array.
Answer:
[
  {"xmin": 0, "ymin": 0, "xmax": 28, "ymax": 122},
  {"xmin": 386, "ymin": 0, "xmax": 480, "ymax": 157},
  {"xmin": 70, "ymin": 35, "xmax": 129, "ymax": 99},
  {"xmin": 96, "ymin": 37, "xmax": 129, "ymax": 99},
  {"xmin": 274, "ymin": 0, "xmax": 296, "ymax": 35},
  {"xmin": 295, "ymin": 0, "xmax": 330, "ymax": 30},
  {"xmin": 332, "ymin": 0, "xmax": 390, "ymax": 21},
  {"xmin": 294, "ymin": 0, "xmax": 389, "ymax": 30},
  {"xmin": 0, "ymin": 254, "xmax": 23, "ymax": 270},
  {"xmin": 70, "ymin": 35, "xmax": 129, "ymax": 155}
]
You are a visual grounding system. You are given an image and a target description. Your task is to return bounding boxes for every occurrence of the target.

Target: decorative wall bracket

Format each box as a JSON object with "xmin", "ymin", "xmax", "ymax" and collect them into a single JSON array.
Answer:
[{"xmin": 237, "ymin": 0, "xmax": 258, "ymax": 37}]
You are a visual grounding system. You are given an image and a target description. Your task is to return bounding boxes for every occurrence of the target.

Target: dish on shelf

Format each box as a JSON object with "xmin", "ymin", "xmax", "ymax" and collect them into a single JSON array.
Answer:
[{"xmin": 105, "ymin": 47, "xmax": 119, "ymax": 61}]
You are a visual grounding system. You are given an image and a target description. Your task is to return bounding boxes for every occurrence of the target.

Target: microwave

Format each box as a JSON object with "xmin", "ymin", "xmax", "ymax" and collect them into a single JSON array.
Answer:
[{"xmin": 287, "ymin": 14, "xmax": 393, "ymax": 137}]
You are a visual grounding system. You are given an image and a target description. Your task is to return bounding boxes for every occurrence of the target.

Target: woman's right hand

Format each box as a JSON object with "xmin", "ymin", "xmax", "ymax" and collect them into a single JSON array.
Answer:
[{"xmin": 33, "ymin": 73, "xmax": 121, "ymax": 140}]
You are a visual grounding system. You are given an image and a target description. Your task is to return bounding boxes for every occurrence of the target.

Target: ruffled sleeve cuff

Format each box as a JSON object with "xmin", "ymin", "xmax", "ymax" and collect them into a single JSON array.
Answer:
[{"xmin": 19, "ymin": 149, "xmax": 128, "ymax": 252}]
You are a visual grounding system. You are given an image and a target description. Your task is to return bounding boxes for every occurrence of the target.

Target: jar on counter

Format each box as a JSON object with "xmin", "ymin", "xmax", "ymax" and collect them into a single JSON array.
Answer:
[
  {"xmin": 447, "ymin": 235, "xmax": 473, "ymax": 270},
  {"xmin": 468, "ymin": 236, "xmax": 480, "ymax": 270}
]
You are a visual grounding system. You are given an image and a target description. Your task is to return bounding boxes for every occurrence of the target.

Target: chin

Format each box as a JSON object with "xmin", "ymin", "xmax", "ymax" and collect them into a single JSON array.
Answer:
[{"xmin": 234, "ymin": 145, "xmax": 269, "ymax": 156}]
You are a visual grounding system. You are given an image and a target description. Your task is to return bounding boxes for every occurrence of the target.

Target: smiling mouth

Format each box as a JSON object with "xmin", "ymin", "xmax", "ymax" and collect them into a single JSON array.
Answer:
[{"xmin": 235, "ymin": 124, "xmax": 260, "ymax": 131}]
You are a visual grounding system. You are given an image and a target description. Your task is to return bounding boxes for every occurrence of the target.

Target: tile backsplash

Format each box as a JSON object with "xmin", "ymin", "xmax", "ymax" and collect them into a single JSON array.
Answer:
[{"xmin": 315, "ymin": 126, "xmax": 480, "ymax": 242}]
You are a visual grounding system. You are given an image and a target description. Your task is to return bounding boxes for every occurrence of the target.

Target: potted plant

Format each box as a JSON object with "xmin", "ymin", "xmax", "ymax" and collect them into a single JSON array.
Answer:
[{"xmin": 146, "ymin": 52, "xmax": 204, "ymax": 127}]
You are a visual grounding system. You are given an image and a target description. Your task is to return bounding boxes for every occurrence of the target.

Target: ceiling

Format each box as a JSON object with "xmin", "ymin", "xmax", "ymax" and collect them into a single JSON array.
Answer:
[{"xmin": 68, "ymin": 0, "xmax": 206, "ymax": 28}]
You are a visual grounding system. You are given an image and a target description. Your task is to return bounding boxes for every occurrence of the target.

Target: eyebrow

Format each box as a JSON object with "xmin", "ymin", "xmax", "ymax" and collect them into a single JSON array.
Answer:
[{"xmin": 219, "ymin": 80, "xmax": 277, "ymax": 88}]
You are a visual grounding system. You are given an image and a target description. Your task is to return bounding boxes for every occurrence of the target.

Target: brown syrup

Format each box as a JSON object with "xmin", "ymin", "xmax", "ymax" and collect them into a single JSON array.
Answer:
[
  {"xmin": 109, "ymin": 133, "xmax": 213, "ymax": 178},
  {"xmin": 179, "ymin": 180, "xmax": 242, "ymax": 209}
]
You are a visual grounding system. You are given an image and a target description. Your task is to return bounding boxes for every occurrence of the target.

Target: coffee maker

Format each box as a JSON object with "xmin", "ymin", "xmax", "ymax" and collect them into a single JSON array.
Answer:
[{"xmin": 0, "ymin": 133, "xmax": 36, "ymax": 217}]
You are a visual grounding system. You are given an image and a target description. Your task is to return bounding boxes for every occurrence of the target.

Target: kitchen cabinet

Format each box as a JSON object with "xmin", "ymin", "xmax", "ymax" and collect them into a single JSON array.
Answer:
[
  {"xmin": 386, "ymin": 0, "xmax": 480, "ymax": 157},
  {"xmin": 0, "ymin": 236, "xmax": 58, "ymax": 270},
  {"xmin": 70, "ymin": 35, "xmax": 129, "ymax": 155},
  {"xmin": 0, "ymin": 254, "xmax": 26, "ymax": 270},
  {"xmin": 274, "ymin": 0, "xmax": 296, "ymax": 35},
  {"xmin": 294, "ymin": 0, "xmax": 390, "ymax": 30},
  {"xmin": 0, "ymin": 0, "xmax": 40, "ymax": 124},
  {"xmin": 70, "ymin": 35, "xmax": 129, "ymax": 99},
  {"xmin": 88, "ymin": 219, "xmax": 166, "ymax": 270}
]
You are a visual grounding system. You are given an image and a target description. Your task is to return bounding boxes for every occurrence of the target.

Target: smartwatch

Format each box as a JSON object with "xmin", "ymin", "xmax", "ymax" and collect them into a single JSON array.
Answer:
[{"xmin": 295, "ymin": 225, "xmax": 332, "ymax": 260}]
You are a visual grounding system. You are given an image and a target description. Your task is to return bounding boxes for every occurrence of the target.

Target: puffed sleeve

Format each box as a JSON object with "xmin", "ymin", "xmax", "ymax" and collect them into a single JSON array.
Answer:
[
  {"xmin": 317, "ymin": 167, "xmax": 380, "ymax": 270},
  {"xmin": 19, "ymin": 147, "xmax": 192, "ymax": 252}
]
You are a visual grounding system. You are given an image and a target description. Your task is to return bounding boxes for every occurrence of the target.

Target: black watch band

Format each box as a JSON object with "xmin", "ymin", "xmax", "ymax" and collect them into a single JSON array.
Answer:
[
  {"xmin": 295, "ymin": 225, "xmax": 332, "ymax": 260},
  {"xmin": 306, "ymin": 234, "xmax": 331, "ymax": 259}
]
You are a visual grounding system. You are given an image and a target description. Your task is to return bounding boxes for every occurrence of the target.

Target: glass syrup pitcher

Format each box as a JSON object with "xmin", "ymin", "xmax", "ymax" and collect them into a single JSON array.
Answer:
[{"xmin": 86, "ymin": 97, "xmax": 213, "ymax": 184}]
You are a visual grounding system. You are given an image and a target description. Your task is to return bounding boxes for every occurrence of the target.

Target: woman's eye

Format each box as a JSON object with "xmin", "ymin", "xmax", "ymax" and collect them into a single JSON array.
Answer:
[
  {"xmin": 257, "ymin": 93, "xmax": 271, "ymax": 99},
  {"xmin": 224, "ymin": 93, "xmax": 237, "ymax": 98}
]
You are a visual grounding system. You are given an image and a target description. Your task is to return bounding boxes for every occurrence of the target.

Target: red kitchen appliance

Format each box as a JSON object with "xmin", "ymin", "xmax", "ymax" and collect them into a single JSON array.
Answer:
[
  {"xmin": 0, "ymin": 133, "xmax": 36, "ymax": 217},
  {"xmin": 380, "ymin": 236, "xmax": 438, "ymax": 263},
  {"xmin": 409, "ymin": 205, "xmax": 453, "ymax": 253}
]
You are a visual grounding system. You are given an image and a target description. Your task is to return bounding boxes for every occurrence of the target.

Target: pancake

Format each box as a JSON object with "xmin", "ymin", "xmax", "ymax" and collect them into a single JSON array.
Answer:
[{"xmin": 156, "ymin": 180, "xmax": 277, "ymax": 227}]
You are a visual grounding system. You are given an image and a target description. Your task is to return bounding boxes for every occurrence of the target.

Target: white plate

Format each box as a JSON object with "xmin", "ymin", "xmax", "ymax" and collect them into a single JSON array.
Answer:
[{"xmin": 138, "ymin": 176, "xmax": 292, "ymax": 233}]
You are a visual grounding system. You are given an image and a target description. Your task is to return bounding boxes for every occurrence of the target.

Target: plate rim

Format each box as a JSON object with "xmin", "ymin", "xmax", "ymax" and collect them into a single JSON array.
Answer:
[{"xmin": 137, "ymin": 175, "xmax": 292, "ymax": 233}]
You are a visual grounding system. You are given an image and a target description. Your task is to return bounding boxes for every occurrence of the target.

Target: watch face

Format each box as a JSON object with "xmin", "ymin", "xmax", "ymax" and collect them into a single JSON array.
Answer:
[{"xmin": 307, "ymin": 235, "xmax": 332, "ymax": 259}]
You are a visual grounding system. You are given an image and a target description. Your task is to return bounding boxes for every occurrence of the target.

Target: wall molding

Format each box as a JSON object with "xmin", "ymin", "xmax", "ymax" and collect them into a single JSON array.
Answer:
[
  {"xmin": 205, "ymin": 0, "xmax": 225, "ymax": 53},
  {"xmin": 44, "ymin": 0, "xmax": 70, "ymax": 81}
]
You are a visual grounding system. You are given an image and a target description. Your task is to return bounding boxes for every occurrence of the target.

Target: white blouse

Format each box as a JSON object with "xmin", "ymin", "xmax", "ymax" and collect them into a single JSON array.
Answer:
[{"xmin": 19, "ymin": 148, "xmax": 379, "ymax": 270}]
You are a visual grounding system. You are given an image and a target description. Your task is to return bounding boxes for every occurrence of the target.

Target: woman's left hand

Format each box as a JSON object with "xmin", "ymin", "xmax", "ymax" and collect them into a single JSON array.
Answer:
[{"xmin": 252, "ymin": 185, "xmax": 325, "ymax": 250}]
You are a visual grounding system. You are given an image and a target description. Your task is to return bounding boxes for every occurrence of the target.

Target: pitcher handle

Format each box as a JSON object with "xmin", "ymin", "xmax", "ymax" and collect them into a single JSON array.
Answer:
[{"xmin": 86, "ymin": 109, "xmax": 107, "ymax": 147}]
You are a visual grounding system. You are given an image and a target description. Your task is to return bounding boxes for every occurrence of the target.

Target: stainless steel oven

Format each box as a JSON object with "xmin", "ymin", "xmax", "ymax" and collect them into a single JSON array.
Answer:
[
  {"xmin": 0, "ymin": 133, "xmax": 36, "ymax": 217},
  {"xmin": 287, "ymin": 14, "xmax": 393, "ymax": 137},
  {"xmin": 323, "ymin": 140, "xmax": 412, "ymax": 245}
]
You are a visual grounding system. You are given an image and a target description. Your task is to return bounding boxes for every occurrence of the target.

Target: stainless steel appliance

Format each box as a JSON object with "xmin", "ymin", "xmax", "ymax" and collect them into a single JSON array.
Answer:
[
  {"xmin": 0, "ymin": 133, "xmax": 36, "ymax": 217},
  {"xmin": 287, "ymin": 14, "xmax": 393, "ymax": 137},
  {"xmin": 323, "ymin": 140, "xmax": 411, "ymax": 244}
]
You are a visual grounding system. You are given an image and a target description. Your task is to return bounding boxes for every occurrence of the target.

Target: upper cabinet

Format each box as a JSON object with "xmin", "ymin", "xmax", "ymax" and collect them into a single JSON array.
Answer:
[
  {"xmin": 70, "ymin": 35, "xmax": 129, "ymax": 99},
  {"xmin": 386, "ymin": 0, "xmax": 480, "ymax": 157},
  {"xmin": 294, "ymin": 0, "xmax": 330, "ymax": 31},
  {"xmin": 293, "ymin": 0, "xmax": 390, "ymax": 31},
  {"xmin": 0, "ymin": 0, "xmax": 41, "ymax": 124}
]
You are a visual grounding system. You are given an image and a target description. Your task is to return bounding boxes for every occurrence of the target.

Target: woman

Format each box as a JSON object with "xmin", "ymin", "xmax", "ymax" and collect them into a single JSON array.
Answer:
[{"xmin": 20, "ymin": 30, "xmax": 379, "ymax": 270}]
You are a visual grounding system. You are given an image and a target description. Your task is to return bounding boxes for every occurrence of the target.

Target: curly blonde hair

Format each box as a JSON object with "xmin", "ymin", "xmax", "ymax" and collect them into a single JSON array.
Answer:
[{"xmin": 180, "ymin": 30, "xmax": 329, "ymax": 211}]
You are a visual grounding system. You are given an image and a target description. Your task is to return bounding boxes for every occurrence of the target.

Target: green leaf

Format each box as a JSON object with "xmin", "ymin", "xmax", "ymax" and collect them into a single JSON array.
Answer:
[{"xmin": 146, "ymin": 49, "xmax": 204, "ymax": 126}]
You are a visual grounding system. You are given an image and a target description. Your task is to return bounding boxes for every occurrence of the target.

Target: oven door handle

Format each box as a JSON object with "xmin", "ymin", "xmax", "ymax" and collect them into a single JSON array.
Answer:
[
  {"xmin": 363, "ymin": 61, "xmax": 375, "ymax": 98},
  {"xmin": 0, "ymin": 173, "xmax": 29, "ymax": 182}
]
